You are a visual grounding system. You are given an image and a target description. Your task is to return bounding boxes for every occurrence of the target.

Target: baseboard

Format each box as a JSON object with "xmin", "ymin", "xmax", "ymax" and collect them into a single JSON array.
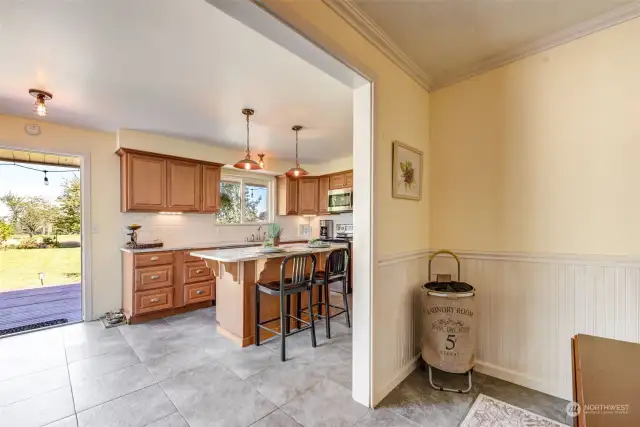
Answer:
[
  {"xmin": 474, "ymin": 360, "xmax": 570, "ymax": 401},
  {"xmin": 373, "ymin": 354, "xmax": 421, "ymax": 407}
]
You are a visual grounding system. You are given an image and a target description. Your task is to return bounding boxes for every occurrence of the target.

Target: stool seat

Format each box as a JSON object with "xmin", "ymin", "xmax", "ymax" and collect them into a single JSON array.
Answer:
[{"xmin": 256, "ymin": 278, "xmax": 307, "ymax": 295}]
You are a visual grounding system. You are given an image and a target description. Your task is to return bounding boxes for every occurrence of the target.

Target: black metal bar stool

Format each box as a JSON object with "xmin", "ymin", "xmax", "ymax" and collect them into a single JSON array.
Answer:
[
  {"xmin": 302, "ymin": 248, "xmax": 350, "ymax": 339},
  {"xmin": 255, "ymin": 253, "xmax": 317, "ymax": 362}
]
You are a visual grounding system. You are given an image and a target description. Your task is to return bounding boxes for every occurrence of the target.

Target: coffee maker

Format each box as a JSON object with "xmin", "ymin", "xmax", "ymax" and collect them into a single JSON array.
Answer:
[{"xmin": 319, "ymin": 220, "xmax": 333, "ymax": 240}]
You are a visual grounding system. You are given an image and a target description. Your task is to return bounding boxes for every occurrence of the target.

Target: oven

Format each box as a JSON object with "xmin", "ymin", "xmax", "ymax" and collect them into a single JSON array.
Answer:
[{"xmin": 328, "ymin": 188, "xmax": 353, "ymax": 213}]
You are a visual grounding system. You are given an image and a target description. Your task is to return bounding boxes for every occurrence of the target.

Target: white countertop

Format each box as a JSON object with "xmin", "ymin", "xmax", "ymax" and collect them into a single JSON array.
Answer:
[
  {"xmin": 190, "ymin": 243, "xmax": 347, "ymax": 263},
  {"xmin": 120, "ymin": 238, "xmax": 309, "ymax": 253}
]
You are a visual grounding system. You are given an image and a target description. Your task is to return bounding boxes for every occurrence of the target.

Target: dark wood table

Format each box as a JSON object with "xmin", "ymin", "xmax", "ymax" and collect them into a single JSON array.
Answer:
[{"xmin": 572, "ymin": 334, "xmax": 640, "ymax": 427}]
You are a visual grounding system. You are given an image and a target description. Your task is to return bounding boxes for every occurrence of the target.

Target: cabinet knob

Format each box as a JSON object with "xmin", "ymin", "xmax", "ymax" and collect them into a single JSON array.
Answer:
[
  {"xmin": 150, "ymin": 298, "xmax": 159, "ymax": 303},
  {"xmin": 196, "ymin": 290, "xmax": 205, "ymax": 295},
  {"xmin": 150, "ymin": 256, "xmax": 159, "ymax": 261},
  {"xmin": 150, "ymin": 275, "xmax": 159, "ymax": 280},
  {"xmin": 196, "ymin": 269, "xmax": 203, "ymax": 274}
]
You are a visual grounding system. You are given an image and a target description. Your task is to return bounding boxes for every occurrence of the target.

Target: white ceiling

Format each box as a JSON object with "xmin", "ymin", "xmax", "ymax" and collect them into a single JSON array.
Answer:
[
  {"xmin": 0, "ymin": 0, "xmax": 353, "ymax": 163},
  {"xmin": 350, "ymin": 0, "xmax": 639, "ymax": 89}
]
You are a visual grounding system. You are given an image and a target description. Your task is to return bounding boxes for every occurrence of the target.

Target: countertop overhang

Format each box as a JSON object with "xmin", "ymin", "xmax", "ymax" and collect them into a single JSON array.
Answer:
[
  {"xmin": 120, "ymin": 238, "xmax": 309, "ymax": 253},
  {"xmin": 190, "ymin": 243, "xmax": 347, "ymax": 263}
]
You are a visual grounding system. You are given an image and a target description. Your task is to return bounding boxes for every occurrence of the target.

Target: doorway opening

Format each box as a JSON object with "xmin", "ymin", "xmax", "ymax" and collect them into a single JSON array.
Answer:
[{"xmin": 0, "ymin": 149, "xmax": 83, "ymax": 336}]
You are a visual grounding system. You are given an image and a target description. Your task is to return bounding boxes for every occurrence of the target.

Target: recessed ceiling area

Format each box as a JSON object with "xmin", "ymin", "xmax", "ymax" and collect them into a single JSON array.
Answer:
[
  {"xmin": 349, "ymin": 0, "xmax": 639, "ymax": 89},
  {"xmin": 0, "ymin": 0, "xmax": 353, "ymax": 163}
]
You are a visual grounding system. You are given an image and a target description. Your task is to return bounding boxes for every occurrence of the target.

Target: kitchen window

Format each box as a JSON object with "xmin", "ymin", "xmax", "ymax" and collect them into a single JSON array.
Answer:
[{"xmin": 217, "ymin": 174, "xmax": 271, "ymax": 225}]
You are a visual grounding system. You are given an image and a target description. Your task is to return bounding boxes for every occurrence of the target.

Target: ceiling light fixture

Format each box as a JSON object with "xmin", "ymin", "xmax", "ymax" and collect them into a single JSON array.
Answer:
[
  {"xmin": 258, "ymin": 153, "xmax": 265, "ymax": 169},
  {"xmin": 233, "ymin": 108, "xmax": 262, "ymax": 171},
  {"xmin": 285, "ymin": 125, "xmax": 309, "ymax": 178},
  {"xmin": 29, "ymin": 89, "xmax": 53, "ymax": 117}
]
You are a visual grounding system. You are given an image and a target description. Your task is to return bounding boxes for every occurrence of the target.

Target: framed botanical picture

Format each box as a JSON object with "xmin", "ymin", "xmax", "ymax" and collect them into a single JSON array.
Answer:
[{"xmin": 392, "ymin": 141, "xmax": 423, "ymax": 200}]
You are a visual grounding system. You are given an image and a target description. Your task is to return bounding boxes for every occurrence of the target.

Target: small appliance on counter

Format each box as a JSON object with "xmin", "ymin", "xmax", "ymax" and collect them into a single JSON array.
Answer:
[
  {"xmin": 320, "ymin": 220, "xmax": 333, "ymax": 239},
  {"xmin": 335, "ymin": 223, "xmax": 353, "ymax": 239},
  {"xmin": 328, "ymin": 188, "xmax": 353, "ymax": 213},
  {"xmin": 124, "ymin": 224, "xmax": 164, "ymax": 250}
]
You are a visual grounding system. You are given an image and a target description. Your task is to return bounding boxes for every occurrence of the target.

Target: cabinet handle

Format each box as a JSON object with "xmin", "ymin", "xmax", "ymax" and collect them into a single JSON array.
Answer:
[
  {"xmin": 150, "ymin": 298, "xmax": 159, "ymax": 303},
  {"xmin": 150, "ymin": 275, "xmax": 159, "ymax": 280},
  {"xmin": 196, "ymin": 269, "xmax": 203, "ymax": 274},
  {"xmin": 150, "ymin": 256, "xmax": 159, "ymax": 261},
  {"xmin": 196, "ymin": 290, "xmax": 205, "ymax": 295}
]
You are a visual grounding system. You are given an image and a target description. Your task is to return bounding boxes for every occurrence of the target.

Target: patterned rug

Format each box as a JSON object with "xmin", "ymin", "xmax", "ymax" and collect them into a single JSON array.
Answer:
[{"xmin": 460, "ymin": 394, "xmax": 569, "ymax": 427}]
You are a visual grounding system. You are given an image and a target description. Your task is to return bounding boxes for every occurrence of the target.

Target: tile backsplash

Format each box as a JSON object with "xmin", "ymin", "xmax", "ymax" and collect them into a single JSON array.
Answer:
[{"xmin": 120, "ymin": 213, "xmax": 309, "ymax": 248}]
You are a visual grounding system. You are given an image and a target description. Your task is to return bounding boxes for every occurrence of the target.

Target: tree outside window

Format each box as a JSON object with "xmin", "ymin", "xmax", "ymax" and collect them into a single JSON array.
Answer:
[{"xmin": 217, "ymin": 177, "xmax": 270, "ymax": 225}]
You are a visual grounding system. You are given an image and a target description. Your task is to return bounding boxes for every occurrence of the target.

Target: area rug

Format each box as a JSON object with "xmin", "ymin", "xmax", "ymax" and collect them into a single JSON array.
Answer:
[{"xmin": 460, "ymin": 394, "xmax": 569, "ymax": 427}]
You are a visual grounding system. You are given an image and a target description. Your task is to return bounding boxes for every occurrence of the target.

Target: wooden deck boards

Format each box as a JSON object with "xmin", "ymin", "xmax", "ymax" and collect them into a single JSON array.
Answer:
[{"xmin": 0, "ymin": 284, "xmax": 82, "ymax": 332}]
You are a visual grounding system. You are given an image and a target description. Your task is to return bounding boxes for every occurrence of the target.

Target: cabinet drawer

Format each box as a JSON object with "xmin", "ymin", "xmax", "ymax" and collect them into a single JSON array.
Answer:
[
  {"xmin": 135, "ymin": 265, "xmax": 173, "ymax": 291},
  {"xmin": 135, "ymin": 252, "xmax": 174, "ymax": 267},
  {"xmin": 184, "ymin": 281, "xmax": 214, "ymax": 305},
  {"xmin": 135, "ymin": 287, "xmax": 174, "ymax": 314},
  {"xmin": 184, "ymin": 261, "xmax": 213, "ymax": 284}
]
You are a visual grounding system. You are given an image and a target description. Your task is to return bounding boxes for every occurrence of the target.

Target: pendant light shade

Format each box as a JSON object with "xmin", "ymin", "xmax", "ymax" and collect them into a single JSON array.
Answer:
[
  {"xmin": 234, "ymin": 108, "xmax": 262, "ymax": 170},
  {"xmin": 285, "ymin": 125, "xmax": 309, "ymax": 178},
  {"xmin": 29, "ymin": 89, "xmax": 52, "ymax": 117}
]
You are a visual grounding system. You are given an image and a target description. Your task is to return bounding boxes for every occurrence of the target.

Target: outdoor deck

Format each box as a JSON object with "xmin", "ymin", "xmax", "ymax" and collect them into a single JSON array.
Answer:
[{"xmin": 0, "ymin": 283, "xmax": 82, "ymax": 335}]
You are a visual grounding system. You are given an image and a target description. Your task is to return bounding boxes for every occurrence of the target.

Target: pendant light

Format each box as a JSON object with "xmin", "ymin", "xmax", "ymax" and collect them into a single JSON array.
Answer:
[
  {"xmin": 233, "ymin": 108, "xmax": 262, "ymax": 170},
  {"xmin": 29, "ymin": 89, "xmax": 53, "ymax": 117},
  {"xmin": 285, "ymin": 125, "xmax": 309, "ymax": 177}
]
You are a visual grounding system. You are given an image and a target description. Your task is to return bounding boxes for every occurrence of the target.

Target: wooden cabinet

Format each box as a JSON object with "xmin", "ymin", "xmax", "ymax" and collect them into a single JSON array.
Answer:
[
  {"xmin": 298, "ymin": 178, "xmax": 319, "ymax": 215},
  {"xmin": 117, "ymin": 148, "xmax": 223, "ymax": 213},
  {"xmin": 201, "ymin": 165, "xmax": 221, "ymax": 213},
  {"xmin": 318, "ymin": 176, "xmax": 330, "ymax": 215},
  {"xmin": 166, "ymin": 160, "xmax": 201, "ymax": 212},
  {"xmin": 329, "ymin": 170, "xmax": 353, "ymax": 190},
  {"xmin": 345, "ymin": 172, "xmax": 353, "ymax": 187},
  {"xmin": 277, "ymin": 176, "xmax": 299, "ymax": 215}
]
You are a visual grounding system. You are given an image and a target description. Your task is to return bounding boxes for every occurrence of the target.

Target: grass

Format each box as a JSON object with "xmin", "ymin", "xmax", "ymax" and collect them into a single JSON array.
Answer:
[
  {"xmin": 0, "ymin": 247, "xmax": 81, "ymax": 292},
  {"xmin": 6, "ymin": 234, "xmax": 80, "ymax": 245}
]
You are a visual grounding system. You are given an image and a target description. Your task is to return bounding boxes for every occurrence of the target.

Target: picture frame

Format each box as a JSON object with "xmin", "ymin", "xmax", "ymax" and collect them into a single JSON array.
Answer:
[{"xmin": 392, "ymin": 141, "xmax": 423, "ymax": 201}]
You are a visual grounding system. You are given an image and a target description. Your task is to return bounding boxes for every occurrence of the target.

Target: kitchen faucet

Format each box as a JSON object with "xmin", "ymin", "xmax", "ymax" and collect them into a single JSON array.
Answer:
[{"xmin": 246, "ymin": 225, "xmax": 266, "ymax": 242}]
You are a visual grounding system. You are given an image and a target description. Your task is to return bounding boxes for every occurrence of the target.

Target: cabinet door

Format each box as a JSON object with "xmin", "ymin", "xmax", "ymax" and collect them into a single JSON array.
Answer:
[
  {"xmin": 126, "ymin": 154, "xmax": 167, "ymax": 211},
  {"xmin": 201, "ymin": 165, "xmax": 221, "ymax": 213},
  {"xmin": 287, "ymin": 178, "xmax": 299, "ymax": 215},
  {"xmin": 298, "ymin": 178, "xmax": 319, "ymax": 215},
  {"xmin": 167, "ymin": 160, "xmax": 201, "ymax": 211},
  {"xmin": 318, "ymin": 176, "xmax": 330, "ymax": 215},
  {"xmin": 329, "ymin": 174, "xmax": 346, "ymax": 190},
  {"xmin": 345, "ymin": 171, "xmax": 353, "ymax": 188}
]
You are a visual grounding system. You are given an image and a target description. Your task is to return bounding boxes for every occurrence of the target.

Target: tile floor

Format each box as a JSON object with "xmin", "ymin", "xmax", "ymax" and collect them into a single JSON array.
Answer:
[{"xmin": 0, "ymin": 303, "xmax": 569, "ymax": 427}]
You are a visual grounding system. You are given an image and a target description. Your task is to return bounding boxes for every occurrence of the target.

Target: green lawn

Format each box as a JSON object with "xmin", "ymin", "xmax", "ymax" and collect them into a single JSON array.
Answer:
[{"xmin": 0, "ymin": 247, "xmax": 81, "ymax": 292}]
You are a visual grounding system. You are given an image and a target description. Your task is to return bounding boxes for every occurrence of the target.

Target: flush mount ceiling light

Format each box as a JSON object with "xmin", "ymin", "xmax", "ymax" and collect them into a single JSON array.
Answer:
[
  {"xmin": 285, "ymin": 125, "xmax": 309, "ymax": 178},
  {"xmin": 233, "ymin": 108, "xmax": 262, "ymax": 171},
  {"xmin": 29, "ymin": 89, "xmax": 53, "ymax": 117}
]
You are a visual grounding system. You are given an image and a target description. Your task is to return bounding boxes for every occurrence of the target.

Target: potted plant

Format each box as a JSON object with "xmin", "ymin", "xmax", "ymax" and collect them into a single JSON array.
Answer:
[{"xmin": 265, "ymin": 223, "xmax": 283, "ymax": 247}]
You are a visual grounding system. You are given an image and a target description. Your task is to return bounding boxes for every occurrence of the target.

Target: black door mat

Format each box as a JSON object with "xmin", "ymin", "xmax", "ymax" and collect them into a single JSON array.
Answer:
[{"xmin": 0, "ymin": 319, "xmax": 68, "ymax": 336}]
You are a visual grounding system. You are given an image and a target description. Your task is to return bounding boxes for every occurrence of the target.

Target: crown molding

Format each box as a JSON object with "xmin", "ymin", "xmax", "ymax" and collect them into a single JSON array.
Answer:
[
  {"xmin": 434, "ymin": 1, "xmax": 640, "ymax": 89},
  {"xmin": 322, "ymin": 0, "xmax": 432, "ymax": 92}
]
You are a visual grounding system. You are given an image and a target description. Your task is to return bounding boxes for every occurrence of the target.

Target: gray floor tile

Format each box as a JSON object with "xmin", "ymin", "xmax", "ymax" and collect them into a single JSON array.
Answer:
[
  {"xmin": 65, "ymin": 333, "xmax": 130, "ymax": 363},
  {"xmin": 245, "ymin": 358, "xmax": 324, "ymax": 406},
  {"xmin": 129, "ymin": 332, "xmax": 196, "ymax": 362},
  {"xmin": 355, "ymin": 409, "xmax": 421, "ymax": 427},
  {"xmin": 119, "ymin": 319, "xmax": 177, "ymax": 345},
  {"xmin": 299, "ymin": 345, "xmax": 352, "ymax": 390},
  {"xmin": 218, "ymin": 345, "xmax": 282, "ymax": 379},
  {"xmin": 43, "ymin": 415, "xmax": 78, "ymax": 427},
  {"xmin": 0, "ymin": 386, "xmax": 74, "ymax": 427},
  {"xmin": 76, "ymin": 385, "xmax": 175, "ymax": 427},
  {"xmin": 68, "ymin": 347, "xmax": 140, "ymax": 385},
  {"xmin": 160, "ymin": 363, "xmax": 276, "ymax": 427},
  {"xmin": 62, "ymin": 322, "xmax": 122, "ymax": 348},
  {"xmin": 282, "ymin": 378, "xmax": 368, "ymax": 427},
  {"xmin": 251, "ymin": 410, "xmax": 301, "ymax": 427},
  {"xmin": 72, "ymin": 363, "xmax": 156, "ymax": 412},
  {"xmin": 0, "ymin": 338, "xmax": 67, "ymax": 382},
  {"xmin": 146, "ymin": 412, "xmax": 189, "ymax": 427},
  {"xmin": 0, "ymin": 365, "xmax": 69, "ymax": 407},
  {"xmin": 145, "ymin": 346, "xmax": 215, "ymax": 382},
  {"xmin": 480, "ymin": 375, "xmax": 570, "ymax": 424},
  {"xmin": 165, "ymin": 309, "xmax": 217, "ymax": 329}
]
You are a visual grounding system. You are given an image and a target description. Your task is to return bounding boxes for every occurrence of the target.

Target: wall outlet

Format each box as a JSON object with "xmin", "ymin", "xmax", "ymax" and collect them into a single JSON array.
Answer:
[{"xmin": 299, "ymin": 224, "xmax": 312, "ymax": 238}]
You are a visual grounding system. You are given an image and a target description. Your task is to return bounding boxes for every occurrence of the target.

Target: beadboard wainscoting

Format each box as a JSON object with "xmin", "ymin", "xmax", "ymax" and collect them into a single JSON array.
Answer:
[{"xmin": 376, "ymin": 250, "xmax": 640, "ymax": 403}]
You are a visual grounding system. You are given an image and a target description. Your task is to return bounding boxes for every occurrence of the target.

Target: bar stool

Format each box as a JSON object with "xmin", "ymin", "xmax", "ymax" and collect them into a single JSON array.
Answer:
[
  {"xmin": 303, "ymin": 248, "xmax": 350, "ymax": 339},
  {"xmin": 255, "ymin": 253, "xmax": 317, "ymax": 362}
]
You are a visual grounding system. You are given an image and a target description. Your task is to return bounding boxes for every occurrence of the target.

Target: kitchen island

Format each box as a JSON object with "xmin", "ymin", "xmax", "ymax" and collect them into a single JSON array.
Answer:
[{"xmin": 191, "ymin": 243, "xmax": 345, "ymax": 347}]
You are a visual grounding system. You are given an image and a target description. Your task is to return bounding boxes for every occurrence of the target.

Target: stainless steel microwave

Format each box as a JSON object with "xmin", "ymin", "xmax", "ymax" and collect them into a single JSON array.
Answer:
[{"xmin": 328, "ymin": 188, "xmax": 353, "ymax": 213}]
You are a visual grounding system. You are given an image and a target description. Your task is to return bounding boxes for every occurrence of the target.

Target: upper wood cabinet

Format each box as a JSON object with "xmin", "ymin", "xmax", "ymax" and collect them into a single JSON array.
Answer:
[
  {"xmin": 328, "ymin": 170, "xmax": 353, "ymax": 190},
  {"xmin": 345, "ymin": 172, "xmax": 353, "ymax": 187},
  {"xmin": 117, "ymin": 148, "xmax": 223, "ymax": 213},
  {"xmin": 201, "ymin": 165, "xmax": 221, "ymax": 213},
  {"xmin": 318, "ymin": 176, "xmax": 330, "ymax": 215},
  {"xmin": 298, "ymin": 178, "xmax": 319, "ymax": 215},
  {"xmin": 277, "ymin": 176, "xmax": 298, "ymax": 215},
  {"xmin": 166, "ymin": 160, "xmax": 201, "ymax": 212}
]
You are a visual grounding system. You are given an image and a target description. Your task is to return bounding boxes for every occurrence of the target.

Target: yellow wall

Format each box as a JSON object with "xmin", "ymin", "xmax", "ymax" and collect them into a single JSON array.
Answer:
[{"xmin": 430, "ymin": 17, "xmax": 640, "ymax": 255}]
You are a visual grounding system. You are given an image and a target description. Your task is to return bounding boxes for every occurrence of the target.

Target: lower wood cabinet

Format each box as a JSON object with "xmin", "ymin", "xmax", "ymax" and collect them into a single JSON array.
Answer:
[
  {"xmin": 184, "ymin": 281, "xmax": 215, "ymax": 305},
  {"xmin": 135, "ymin": 287, "xmax": 174, "ymax": 315}
]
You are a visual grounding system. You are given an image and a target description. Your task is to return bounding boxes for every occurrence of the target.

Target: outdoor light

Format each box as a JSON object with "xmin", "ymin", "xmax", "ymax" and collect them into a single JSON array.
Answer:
[
  {"xmin": 29, "ymin": 89, "xmax": 53, "ymax": 117},
  {"xmin": 285, "ymin": 125, "xmax": 309, "ymax": 177},
  {"xmin": 233, "ymin": 108, "xmax": 262, "ymax": 171},
  {"xmin": 44, "ymin": 171, "xmax": 49, "ymax": 186},
  {"xmin": 39, "ymin": 272, "xmax": 45, "ymax": 286}
]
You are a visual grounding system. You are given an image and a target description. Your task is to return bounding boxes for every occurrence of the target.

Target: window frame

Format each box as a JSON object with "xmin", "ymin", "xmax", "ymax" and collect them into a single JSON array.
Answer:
[{"xmin": 217, "ymin": 173, "xmax": 273, "ymax": 226}]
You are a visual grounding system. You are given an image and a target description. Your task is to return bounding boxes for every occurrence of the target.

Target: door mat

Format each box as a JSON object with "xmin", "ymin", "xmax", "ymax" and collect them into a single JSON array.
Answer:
[
  {"xmin": 460, "ymin": 394, "xmax": 569, "ymax": 427},
  {"xmin": 0, "ymin": 318, "xmax": 68, "ymax": 336}
]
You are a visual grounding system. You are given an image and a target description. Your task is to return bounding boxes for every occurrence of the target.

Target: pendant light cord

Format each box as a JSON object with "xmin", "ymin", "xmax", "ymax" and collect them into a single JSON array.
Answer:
[
  {"xmin": 295, "ymin": 128, "xmax": 299, "ymax": 167},
  {"xmin": 246, "ymin": 113, "xmax": 250, "ymax": 156}
]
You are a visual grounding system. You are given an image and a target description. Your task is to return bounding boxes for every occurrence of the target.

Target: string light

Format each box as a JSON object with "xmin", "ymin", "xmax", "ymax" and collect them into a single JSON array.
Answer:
[{"xmin": 0, "ymin": 162, "xmax": 78, "ymax": 185}]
